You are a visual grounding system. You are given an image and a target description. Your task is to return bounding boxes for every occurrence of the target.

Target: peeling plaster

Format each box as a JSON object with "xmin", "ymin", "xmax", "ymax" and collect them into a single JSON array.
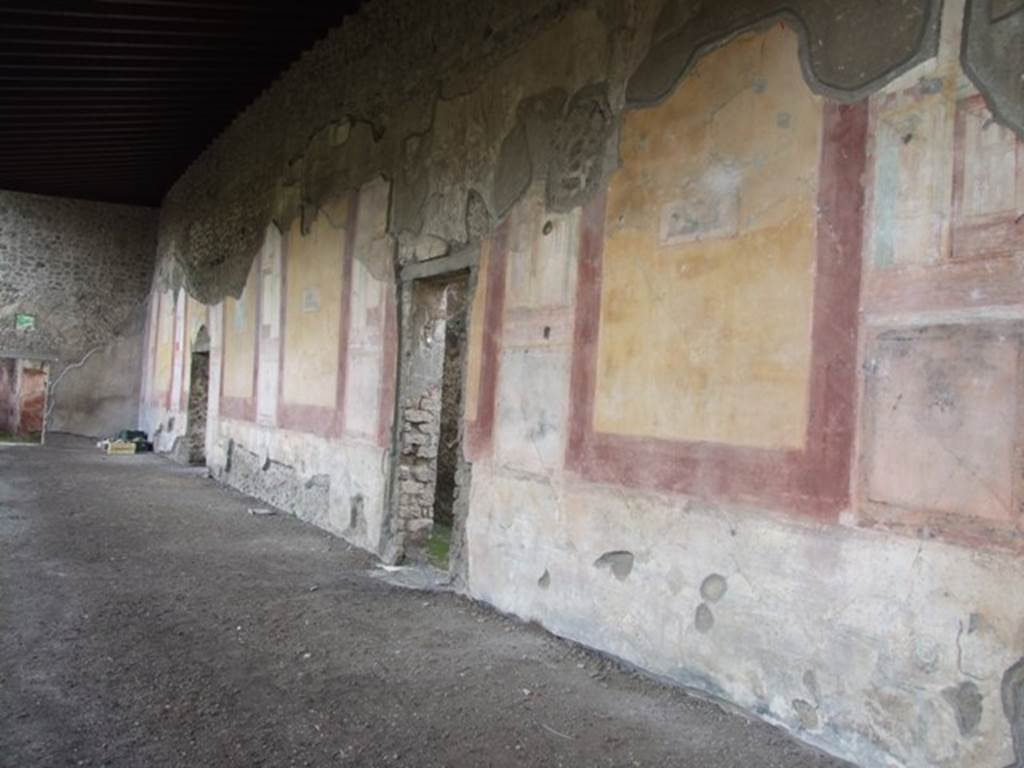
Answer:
[{"xmin": 153, "ymin": 0, "xmax": 1022, "ymax": 311}]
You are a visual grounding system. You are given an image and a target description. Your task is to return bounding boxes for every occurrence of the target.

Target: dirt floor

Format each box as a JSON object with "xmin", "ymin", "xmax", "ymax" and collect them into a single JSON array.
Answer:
[{"xmin": 0, "ymin": 436, "xmax": 852, "ymax": 768}]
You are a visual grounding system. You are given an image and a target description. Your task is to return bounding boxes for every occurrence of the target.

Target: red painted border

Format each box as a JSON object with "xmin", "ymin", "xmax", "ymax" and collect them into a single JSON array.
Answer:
[
  {"xmin": 220, "ymin": 267, "xmax": 260, "ymax": 423},
  {"xmin": 465, "ymin": 218, "xmax": 509, "ymax": 460},
  {"xmin": 275, "ymin": 190, "xmax": 359, "ymax": 438},
  {"xmin": 951, "ymin": 94, "xmax": 1024, "ymax": 262},
  {"xmin": 566, "ymin": 101, "xmax": 867, "ymax": 519}
]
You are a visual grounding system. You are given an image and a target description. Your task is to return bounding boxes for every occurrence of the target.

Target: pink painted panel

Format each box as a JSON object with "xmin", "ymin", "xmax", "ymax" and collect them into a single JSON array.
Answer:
[{"xmin": 859, "ymin": 323, "xmax": 1024, "ymax": 548}]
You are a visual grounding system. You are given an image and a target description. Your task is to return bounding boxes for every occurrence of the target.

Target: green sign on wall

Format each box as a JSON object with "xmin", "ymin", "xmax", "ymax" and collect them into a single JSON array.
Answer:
[{"xmin": 14, "ymin": 313, "xmax": 35, "ymax": 331}]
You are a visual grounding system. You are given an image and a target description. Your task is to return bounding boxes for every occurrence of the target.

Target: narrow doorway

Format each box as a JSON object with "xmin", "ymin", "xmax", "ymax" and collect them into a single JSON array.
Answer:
[
  {"xmin": 0, "ymin": 357, "xmax": 48, "ymax": 444},
  {"xmin": 185, "ymin": 326, "xmax": 210, "ymax": 465},
  {"xmin": 394, "ymin": 271, "xmax": 470, "ymax": 569}
]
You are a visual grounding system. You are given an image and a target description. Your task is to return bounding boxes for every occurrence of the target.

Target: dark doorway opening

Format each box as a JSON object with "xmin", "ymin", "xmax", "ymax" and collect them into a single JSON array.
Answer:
[
  {"xmin": 394, "ymin": 271, "xmax": 470, "ymax": 569},
  {"xmin": 429, "ymin": 279, "xmax": 469, "ymax": 566},
  {"xmin": 185, "ymin": 326, "xmax": 210, "ymax": 465},
  {"xmin": 0, "ymin": 357, "xmax": 48, "ymax": 444}
]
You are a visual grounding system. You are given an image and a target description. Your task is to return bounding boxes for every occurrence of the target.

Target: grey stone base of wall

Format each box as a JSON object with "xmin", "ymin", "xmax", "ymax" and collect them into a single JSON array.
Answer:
[{"xmin": 216, "ymin": 440, "xmax": 330, "ymax": 525}]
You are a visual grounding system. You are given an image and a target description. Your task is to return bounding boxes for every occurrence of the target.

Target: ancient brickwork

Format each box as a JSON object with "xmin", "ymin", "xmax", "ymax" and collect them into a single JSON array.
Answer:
[
  {"xmin": 395, "ymin": 389, "xmax": 443, "ymax": 546},
  {"xmin": 433, "ymin": 307, "xmax": 468, "ymax": 526}
]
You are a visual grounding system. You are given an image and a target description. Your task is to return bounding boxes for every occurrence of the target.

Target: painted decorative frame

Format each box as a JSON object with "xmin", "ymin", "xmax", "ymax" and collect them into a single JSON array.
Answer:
[
  {"xmin": 464, "ymin": 220, "xmax": 508, "ymax": 461},
  {"xmin": 274, "ymin": 191, "xmax": 358, "ymax": 438},
  {"xmin": 566, "ymin": 102, "xmax": 868, "ymax": 519}
]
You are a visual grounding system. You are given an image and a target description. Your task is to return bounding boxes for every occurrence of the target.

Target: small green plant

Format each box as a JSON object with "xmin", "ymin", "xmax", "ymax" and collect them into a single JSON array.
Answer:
[{"xmin": 426, "ymin": 522, "xmax": 452, "ymax": 569}]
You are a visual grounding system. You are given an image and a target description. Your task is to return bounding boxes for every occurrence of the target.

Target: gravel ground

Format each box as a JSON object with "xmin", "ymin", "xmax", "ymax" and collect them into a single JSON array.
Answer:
[{"xmin": 0, "ymin": 435, "xmax": 852, "ymax": 768}]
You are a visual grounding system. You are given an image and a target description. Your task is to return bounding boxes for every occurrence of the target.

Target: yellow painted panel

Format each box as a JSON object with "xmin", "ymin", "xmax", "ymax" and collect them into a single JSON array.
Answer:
[
  {"xmin": 464, "ymin": 239, "xmax": 491, "ymax": 422},
  {"xmin": 153, "ymin": 290, "xmax": 175, "ymax": 396},
  {"xmin": 223, "ymin": 260, "xmax": 258, "ymax": 400},
  {"xmin": 594, "ymin": 26, "xmax": 822, "ymax": 449},
  {"xmin": 282, "ymin": 203, "xmax": 347, "ymax": 408}
]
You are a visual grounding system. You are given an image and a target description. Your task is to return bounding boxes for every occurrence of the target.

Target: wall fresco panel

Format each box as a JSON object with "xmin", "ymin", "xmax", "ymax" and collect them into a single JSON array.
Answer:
[
  {"xmin": 594, "ymin": 26, "xmax": 821, "ymax": 450},
  {"xmin": 153, "ymin": 290, "xmax": 175, "ymax": 404},
  {"xmin": 863, "ymin": 325, "xmax": 1020, "ymax": 524},
  {"xmin": 222, "ymin": 259, "xmax": 258, "ymax": 401},
  {"xmin": 281, "ymin": 205, "xmax": 346, "ymax": 409}
]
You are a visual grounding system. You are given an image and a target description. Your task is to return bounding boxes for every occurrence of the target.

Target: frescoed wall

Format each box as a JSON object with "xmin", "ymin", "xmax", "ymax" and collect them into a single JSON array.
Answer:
[
  {"xmin": 560, "ymin": 25, "xmax": 863, "ymax": 516},
  {"xmin": 151, "ymin": 290, "xmax": 176, "ymax": 408},
  {"xmin": 462, "ymin": 234, "xmax": 503, "ymax": 461},
  {"xmin": 221, "ymin": 260, "xmax": 258, "ymax": 417},
  {"xmin": 281, "ymin": 200, "xmax": 347, "ymax": 413},
  {"xmin": 343, "ymin": 178, "xmax": 395, "ymax": 446},
  {"xmin": 137, "ymin": 2, "xmax": 1024, "ymax": 766},
  {"xmin": 596, "ymin": 27, "xmax": 820, "ymax": 451},
  {"xmin": 255, "ymin": 226, "xmax": 282, "ymax": 427},
  {"xmin": 858, "ymin": 3, "xmax": 1024, "ymax": 550},
  {"xmin": 462, "ymin": 244, "xmax": 488, "ymax": 428},
  {"xmin": 141, "ymin": 286, "xmax": 208, "ymax": 453},
  {"xmin": 142, "ymin": 177, "xmax": 398, "ymax": 549},
  {"xmin": 465, "ymin": 11, "xmax": 1024, "ymax": 768},
  {"xmin": 493, "ymin": 188, "xmax": 578, "ymax": 475}
]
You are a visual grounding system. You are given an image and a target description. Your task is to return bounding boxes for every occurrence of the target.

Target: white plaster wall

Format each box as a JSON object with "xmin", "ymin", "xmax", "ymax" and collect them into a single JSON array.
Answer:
[
  {"xmin": 139, "ymin": 287, "xmax": 190, "ymax": 454},
  {"xmin": 207, "ymin": 418, "xmax": 390, "ymax": 553},
  {"xmin": 255, "ymin": 226, "xmax": 282, "ymax": 427},
  {"xmin": 205, "ymin": 300, "xmax": 223, "ymax": 463},
  {"xmin": 466, "ymin": 463, "xmax": 1023, "ymax": 768},
  {"xmin": 169, "ymin": 288, "xmax": 186, "ymax": 416}
]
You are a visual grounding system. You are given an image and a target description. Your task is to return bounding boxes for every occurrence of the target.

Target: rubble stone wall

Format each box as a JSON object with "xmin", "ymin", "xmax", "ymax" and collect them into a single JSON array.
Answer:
[{"xmin": 0, "ymin": 190, "xmax": 158, "ymax": 436}]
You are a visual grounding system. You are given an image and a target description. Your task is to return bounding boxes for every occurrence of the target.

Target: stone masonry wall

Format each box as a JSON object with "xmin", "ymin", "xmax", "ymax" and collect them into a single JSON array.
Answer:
[
  {"xmin": 185, "ymin": 352, "xmax": 209, "ymax": 464},
  {"xmin": 392, "ymin": 279, "xmax": 449, "ymax": 554},
  {"xmin": 395, "ymin": 388, "xmax": 442, "ymax": 547},
  {"xmin": 391, "ymin": 275, "xmax": 471, "ymax": 559},
  {"xmin": 0, "ymin": 190, "xmax": 158, "ymax": 435},
  {"xmin": 434, "ymin": 301, "xmax": 468, "ymax": 526},
  {"xmin": 0, "ymin": 190, "xmax": 157, "ymax": 360}
]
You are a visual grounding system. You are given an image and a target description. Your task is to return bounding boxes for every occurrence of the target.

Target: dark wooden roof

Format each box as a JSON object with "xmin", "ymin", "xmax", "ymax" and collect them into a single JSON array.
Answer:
[{"xmin": 0, "ymin": 1, "xmax": 363, "ymax": 206}]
